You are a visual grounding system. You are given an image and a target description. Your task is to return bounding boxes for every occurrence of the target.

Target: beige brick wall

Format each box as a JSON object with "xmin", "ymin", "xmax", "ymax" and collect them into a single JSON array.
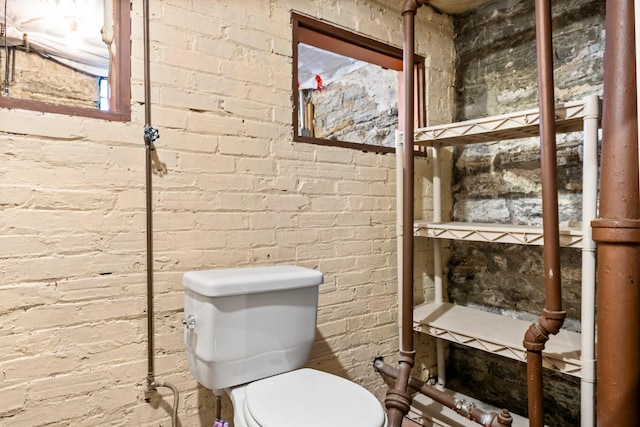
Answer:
[{"xmin": 0, "ymin": 1, "xmax": 454, "ymax": 425}]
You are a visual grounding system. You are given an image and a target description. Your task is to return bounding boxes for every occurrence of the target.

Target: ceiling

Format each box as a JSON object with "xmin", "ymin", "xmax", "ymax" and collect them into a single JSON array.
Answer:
[{"xmin": 429, "ymin": 0, "xmax": 489, "ymax": 14}]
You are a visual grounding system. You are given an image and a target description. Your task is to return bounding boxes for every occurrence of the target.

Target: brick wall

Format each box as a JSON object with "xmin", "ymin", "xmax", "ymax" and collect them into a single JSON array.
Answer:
[{"xmin": 0, "ymin": 1, "xmax": 454, "ymax": 425}]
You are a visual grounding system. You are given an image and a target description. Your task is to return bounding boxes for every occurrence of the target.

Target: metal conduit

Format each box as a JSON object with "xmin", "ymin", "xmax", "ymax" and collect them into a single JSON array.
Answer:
[
  {"xmin": 522, "ymin": 2, "xmax": 566, "ymax": 426},
  {"xmin": 593, "ymin": 1, "xmax": 640, "ymax": 425},
  {"xmin": 142, "ymin": 0, "xmax": 179, "ymax": 425},
  {"xmin": 144, "ymin": 0, "xmax": 157, "ymax": 396},
  {"xmin": 385, "ymin": 2, "xmax": 428, "ymax": 425}
]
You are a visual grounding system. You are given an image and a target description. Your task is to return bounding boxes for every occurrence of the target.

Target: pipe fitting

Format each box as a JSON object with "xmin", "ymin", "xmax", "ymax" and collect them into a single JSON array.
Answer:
[
  {"xmin": 523, "ymin": 309, "xmax": 566, "ymax": 351},
  {"xmin": 398, "ymin": 350, "xmax": 416, "ymax": 366},
  {"xmin": 486, "ymin": 409, "xmax": 514, "ymax": 426},
  {"xmin": 402, "ymin": 0, "xmax": 429, "ymax": 14},
  {"xmin": 385, "ymin": 388, "xmax": 413, "ymax": 414},
  {"xmin": 454, "ymin": 398, "xmax": 476, "ymax": 419},
  {"xmin": 539, "ymin": 308, "xmax": 566, "ymax": 336}
]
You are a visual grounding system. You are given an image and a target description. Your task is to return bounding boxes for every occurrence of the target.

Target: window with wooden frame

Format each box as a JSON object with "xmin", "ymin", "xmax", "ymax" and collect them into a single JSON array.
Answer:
[
  {"xmin": 0, "ymin": 0, "xmax": 130, "ymax": 121},
  {"xmin": 292, "ymin": 12, "xmax": 424, "ymax": 153}
]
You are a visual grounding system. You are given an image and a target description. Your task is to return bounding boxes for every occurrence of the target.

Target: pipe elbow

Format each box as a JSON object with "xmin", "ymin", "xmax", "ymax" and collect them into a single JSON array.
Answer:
[
  {"xmin": 523, "ymin": 309, "xmax": 566, "ymax": 351},
  {"xmin": 402, "ymin": 0, "xmax": 429, "ymax": 14},
  {"xmin": 539, "ymin": 308, "xmax": 566, "ymax": 335}
]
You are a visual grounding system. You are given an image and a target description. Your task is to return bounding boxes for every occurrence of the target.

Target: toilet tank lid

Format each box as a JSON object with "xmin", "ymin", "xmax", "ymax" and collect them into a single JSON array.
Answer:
[{"xmin": 183, "ymin": 265, "xmax": 323, "ymax": 297}]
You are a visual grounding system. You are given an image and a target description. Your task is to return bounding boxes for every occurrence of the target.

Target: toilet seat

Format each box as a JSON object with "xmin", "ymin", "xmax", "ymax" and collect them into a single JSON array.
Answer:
[{"xmin": 243, "ymin": 368, "xmax": 386, "ymax": 427}]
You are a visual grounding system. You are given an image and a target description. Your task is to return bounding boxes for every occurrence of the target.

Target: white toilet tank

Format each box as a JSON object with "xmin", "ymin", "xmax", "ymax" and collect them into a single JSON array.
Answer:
[{"xmin": 183, "ymin": 265, "xmax": 323, "ymax": 392}]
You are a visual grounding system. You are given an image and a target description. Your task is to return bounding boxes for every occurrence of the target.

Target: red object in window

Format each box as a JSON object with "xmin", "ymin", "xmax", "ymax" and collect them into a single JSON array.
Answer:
[{"xmin": 315, "ymin": 74, "xmax": 325, "ymax": 92}]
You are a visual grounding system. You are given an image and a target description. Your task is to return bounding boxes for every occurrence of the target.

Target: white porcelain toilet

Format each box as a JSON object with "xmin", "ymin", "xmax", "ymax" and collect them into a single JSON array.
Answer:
[{"xmin": 183, "ymin": 265, "xmax": 387, "ymax": 427}]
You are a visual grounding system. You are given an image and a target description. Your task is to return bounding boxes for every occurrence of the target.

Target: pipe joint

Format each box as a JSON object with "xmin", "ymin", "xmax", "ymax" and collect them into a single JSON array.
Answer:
[
  {"xmin": 398, "ymin": 350, "xmax": 416, "ymax": 366},
  {"xmin": 384, "ymin": 387, "xmax": 413, "ymax": 414},
  {"xmin": 592, "ymin": 218, "xmax": 640, "ymax": 244},
  {"xmin": 402, "ymin": 0, "xmax": 429, "ymax": 14},
  {"xmin": 539, "ymin": 308, "xmax": 566, "ymax": 335},
  {"xmin": 454, "ymin": 398, "xmax": 476, "ymax": 419},
  {"xmin": 523, "ymin": 323, "xmax": 548, "ymax": 351},
  {"xmin": 523, "ymin": 309, "xmax": 566, "ymax": 351}
]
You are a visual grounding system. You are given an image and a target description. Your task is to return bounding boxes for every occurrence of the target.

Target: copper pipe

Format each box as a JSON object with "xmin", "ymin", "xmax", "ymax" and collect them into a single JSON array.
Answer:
[
  {"xmin": 375, "ymin": 359, "xmax": 513, "ymax": 427},
  {"xmin": 592, "ymin": 1, "xmax": 640, "ymax": 425},
  {"xmin": 522, "ymin": 2, "xmax": 566, "ymax": 426},
  {"xmin": 385, "ymin": 2, "xmax": 428, "ymax": 426},
  {"xmin": 143, "ymin": 0, "xmax": 156, "ymax": 396}
]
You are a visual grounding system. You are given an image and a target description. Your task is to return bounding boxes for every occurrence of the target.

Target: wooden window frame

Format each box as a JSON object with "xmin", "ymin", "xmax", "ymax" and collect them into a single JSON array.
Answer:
[
  {"xmin": 0, "ymin": 1, "xmax": 131, "ymax": 122},
  {"xmin": 292, "ymin": 12, "xmax": 425, "ymax": 153}
]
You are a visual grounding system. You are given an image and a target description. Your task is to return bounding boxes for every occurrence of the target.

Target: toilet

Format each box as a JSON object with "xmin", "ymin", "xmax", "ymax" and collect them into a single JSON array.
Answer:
[{"xmin": 183, "ymin": 265, "xmax": 387, "ymax": 427}]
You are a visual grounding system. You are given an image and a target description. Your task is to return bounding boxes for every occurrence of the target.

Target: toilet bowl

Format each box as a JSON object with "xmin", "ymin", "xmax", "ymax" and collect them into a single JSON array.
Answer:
[
  {"xmin": 228, "ymin": 369, "xmax": 387, "ymax": 427},
  {"xmin": 182, "ymin": 266, "xmax": 387, "ymax": 427}
]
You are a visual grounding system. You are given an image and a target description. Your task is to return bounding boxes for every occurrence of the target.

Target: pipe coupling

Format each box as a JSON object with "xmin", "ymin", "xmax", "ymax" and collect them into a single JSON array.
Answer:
[
  {"xmin": 384, "ymin": 388, "xmax": 413, "ymax": 414},
  {"xmin": 454, "ymin": 398, "xmax": 475, "ymax": 419},
  {"xmin": 398, "ymin": 350, "xmax": 416, "ymax": 366}
]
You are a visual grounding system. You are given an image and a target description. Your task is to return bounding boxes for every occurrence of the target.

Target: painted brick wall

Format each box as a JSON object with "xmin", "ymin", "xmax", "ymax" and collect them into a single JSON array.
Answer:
[{"xmin": 0, "ymin": 1, "xmax": 454, "ymax": 425}]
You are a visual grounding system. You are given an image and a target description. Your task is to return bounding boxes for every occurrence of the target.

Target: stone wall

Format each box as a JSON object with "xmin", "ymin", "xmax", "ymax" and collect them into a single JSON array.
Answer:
[
  {"xmin": 1, "ymin": 49, "xmax": 98, "ymax": 109},
  {"xmin": 0, "ymin": 1, "xmax": 454, "ymax": 425},
  {"xmin": 448, "ymin": 0, "xmax": 604, "ymax": 425},
  {"xmin": 311, "ymin": 64, "xmax": 399, "ymax": 148}
]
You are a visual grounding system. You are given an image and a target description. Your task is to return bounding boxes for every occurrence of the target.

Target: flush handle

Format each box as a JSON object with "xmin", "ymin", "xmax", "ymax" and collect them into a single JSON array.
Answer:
[{"xmin": 183, "ymin": 314, "xmax": 196, "ymax": 330}]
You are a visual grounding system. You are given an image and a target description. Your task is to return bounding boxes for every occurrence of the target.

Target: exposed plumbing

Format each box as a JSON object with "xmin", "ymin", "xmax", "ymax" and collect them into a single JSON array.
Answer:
[
  {"xmin": 375, "ymin": 358, "xmax": 513, "ymax": 427},
  {"xmin": 592, "ymin": 1, "xmax": 640, "ymax": 425},
  {"xmin": 385, "ymin": 2, "xmax": 431, "ymax": 426},
  {"xmin": 142, "ymin": 0, "xmax": 179, "ymax": 425},
  {"xmin": 522, "ymin": 2, "xmax": 566, "ymax": 426}
]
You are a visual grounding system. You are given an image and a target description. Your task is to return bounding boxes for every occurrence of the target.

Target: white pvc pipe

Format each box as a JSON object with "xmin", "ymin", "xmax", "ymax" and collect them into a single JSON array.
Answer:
[
  {"xmin": 101, "ymin": 0, "xmax": 114, "ymax": 45},
  {"xmin": 432, "ymin": 146, "xmax": 446, "ymax": 389},
  {"xmin": 580, "ymin": 95, "xmax": 599, "ymax": 427},
  {"xmin": 396, "ymin": 131, "xmax": 404, "ymax": 349}
]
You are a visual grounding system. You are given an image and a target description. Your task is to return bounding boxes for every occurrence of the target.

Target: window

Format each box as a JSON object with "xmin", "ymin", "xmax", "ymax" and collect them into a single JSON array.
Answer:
[
  {"xmin": 0, "ymin": 0, "xmax": 130, "ymax": 121},
  {"xmin": 292, "ymin": 12, "xmax": 424, "ymax": 153}
]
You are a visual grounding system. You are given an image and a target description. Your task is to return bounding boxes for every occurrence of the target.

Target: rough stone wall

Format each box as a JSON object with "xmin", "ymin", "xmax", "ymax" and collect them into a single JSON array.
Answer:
[
  {"xmin": 448, "ymin": 0, "xmax": 604, "ymax": 425},
  {"xmin": 0, "ymin": 1, "xmax": 454, "ymax": 425},
  {"xmin": 1, "ymin": 49, "xmax": 98, "ymax": 109},
  {"xmin": 311, "ymin": 65, "xmax": 399, "ymax": 148}
]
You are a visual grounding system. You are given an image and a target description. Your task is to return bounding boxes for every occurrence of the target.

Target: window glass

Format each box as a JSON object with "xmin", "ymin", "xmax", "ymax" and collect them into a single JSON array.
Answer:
[
  {"xmin": 0, "ymin": 0, "xmax": 130, "ymax": 121},
  {"xmin": 292, "ymin": 13, "xmax": 424, "ymax": 153}
]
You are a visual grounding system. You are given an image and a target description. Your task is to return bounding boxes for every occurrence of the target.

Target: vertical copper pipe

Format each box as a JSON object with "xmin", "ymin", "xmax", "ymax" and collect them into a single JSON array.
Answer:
[
  {"xmin": 143, "ymin": 0, "xmax": 156, "ymax": 396},
  {"xmin": 523, "ymin": 2, "xmax": 566, "ymax": 426},
  {"xmin": 535, "ymin": 0, "xmax": 561, "ymax": 315},
  {"xmin": 385, "ymin": 2, "xmax": 427, "ymax": 426},
  {"xmin": 592, "ymin": 1, "xmax": 640, "ymax": 425}
]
